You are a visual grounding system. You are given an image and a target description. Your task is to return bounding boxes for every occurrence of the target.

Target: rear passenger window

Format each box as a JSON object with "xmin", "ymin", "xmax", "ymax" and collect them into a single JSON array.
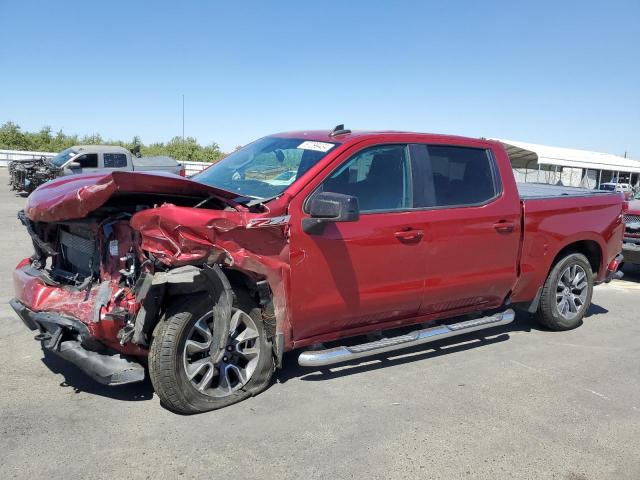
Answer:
[
  {"xmin": 319, "ymin": 144, "xmax": 411, "ymax": 212},
  {"xmin": 413, "ymin": 145, "xmax": 499, "ymax": 208},
  {"xmin": 103, "ymin": 153, "xmax": 127, "ymax": 168},
  {"xmin": 76, "ymin": 154, "xmax": 98, "ymax": 168}
]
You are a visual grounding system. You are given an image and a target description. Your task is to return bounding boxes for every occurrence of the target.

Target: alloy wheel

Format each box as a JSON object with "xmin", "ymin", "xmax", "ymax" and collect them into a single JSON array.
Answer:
[
  {"xmin": 555, "ymin": 264, "xmax": 588, "ymax": 320},
  {"xmin": 182, "ymin": 308, "xmax": 261, "ymax": 398}
]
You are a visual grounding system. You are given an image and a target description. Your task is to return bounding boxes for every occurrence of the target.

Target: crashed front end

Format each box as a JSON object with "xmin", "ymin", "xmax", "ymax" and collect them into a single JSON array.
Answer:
[
  {"xmin": 11, "ymin": 171, "xmax": 290, "ymax": 385},
  {"xmin": 8, "ymin": 158, "xmax": 61, "ymax": 193}
]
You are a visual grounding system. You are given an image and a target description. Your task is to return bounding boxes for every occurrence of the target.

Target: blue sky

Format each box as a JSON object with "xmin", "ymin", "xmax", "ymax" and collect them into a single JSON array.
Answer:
[{"xmin": 1, "ymin": 0, "xmax": 638, "ymax": 156}]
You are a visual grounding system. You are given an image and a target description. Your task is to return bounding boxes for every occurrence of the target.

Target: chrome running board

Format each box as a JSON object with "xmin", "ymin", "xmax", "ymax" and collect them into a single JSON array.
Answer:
[{"xmin": 298, "ymin": 309, "xmax": 515, "ymax": 367}]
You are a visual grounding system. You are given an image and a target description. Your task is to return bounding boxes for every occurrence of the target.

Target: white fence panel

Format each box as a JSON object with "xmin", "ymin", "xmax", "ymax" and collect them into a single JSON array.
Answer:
[
  {"xmin": 182, "ymin": 160, "xmax": 213, "ymax": 176},
  {"xmin": 0, "ymin": 149, "xmax": 56, "ymax": 167}
]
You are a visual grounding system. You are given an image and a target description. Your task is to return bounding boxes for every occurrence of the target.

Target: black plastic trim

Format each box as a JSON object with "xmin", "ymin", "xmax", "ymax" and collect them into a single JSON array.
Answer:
[{"xmin": 9, "ymin": 298, "xmax": 145, "ymax": 386}]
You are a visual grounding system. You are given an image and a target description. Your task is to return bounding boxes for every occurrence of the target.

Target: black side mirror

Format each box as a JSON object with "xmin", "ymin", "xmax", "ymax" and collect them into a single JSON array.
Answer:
[{"xmin": 302, "ymin": 191, "xmax": 359, "ymax": 234}]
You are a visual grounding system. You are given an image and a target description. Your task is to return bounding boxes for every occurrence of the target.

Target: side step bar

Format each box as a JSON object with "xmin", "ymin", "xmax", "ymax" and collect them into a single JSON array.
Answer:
[{"xmin": 298, "ymin": 309, "xmax": 515, "ymax": 367}]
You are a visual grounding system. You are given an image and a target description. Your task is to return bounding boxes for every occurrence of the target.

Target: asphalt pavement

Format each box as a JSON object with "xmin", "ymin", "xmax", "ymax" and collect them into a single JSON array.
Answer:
[{"xmin": 0, "ymin": 169, "xmax": 638, "ymax": 480}]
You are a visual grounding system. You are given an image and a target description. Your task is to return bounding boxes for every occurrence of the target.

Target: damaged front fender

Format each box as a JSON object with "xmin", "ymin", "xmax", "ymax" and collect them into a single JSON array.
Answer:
[
  {"xmin": 131, "ymin": 265, "xmax": 233, "ymax": 361},
  {"xmin": 130, "ymin": 204, "xmax": 292, "ymax": 350}
]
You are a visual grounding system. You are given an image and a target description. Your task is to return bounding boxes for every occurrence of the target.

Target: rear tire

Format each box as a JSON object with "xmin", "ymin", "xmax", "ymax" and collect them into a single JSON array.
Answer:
[
  {"xmin": 536, "ymin": 252, "xmax": 594, "ymax": 331},
  {"xmin": 149, "ymin": 291, "xmax": 274, "ymax": 414}
]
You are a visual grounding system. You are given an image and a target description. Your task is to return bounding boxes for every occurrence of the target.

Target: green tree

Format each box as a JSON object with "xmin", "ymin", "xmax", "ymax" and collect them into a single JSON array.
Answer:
[
  {"xmin": 0, "ymin": 121, "xmax": 29, "ymax": 150},
  {"xmin": 0, "ymin": 121, "xmax": 227, "ymax": 163}
]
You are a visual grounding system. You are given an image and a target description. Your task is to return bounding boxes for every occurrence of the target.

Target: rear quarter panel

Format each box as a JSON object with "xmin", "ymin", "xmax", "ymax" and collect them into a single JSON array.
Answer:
[{"xmin": 511, "ymin": 194, "xmax": 624, "ymax": 302}]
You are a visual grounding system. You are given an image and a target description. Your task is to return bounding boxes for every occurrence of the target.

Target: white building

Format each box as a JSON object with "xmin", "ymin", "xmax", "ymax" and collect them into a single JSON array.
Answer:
[{"xmin": 494, "ymin": 139, "xmax": 640, "ymax": 189}]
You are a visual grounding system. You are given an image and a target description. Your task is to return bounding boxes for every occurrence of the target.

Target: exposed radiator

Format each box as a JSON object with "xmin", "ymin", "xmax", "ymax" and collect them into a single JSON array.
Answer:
[{"xmin": 59, "ymin": 229, "xmax": 99, "ymax": 277}]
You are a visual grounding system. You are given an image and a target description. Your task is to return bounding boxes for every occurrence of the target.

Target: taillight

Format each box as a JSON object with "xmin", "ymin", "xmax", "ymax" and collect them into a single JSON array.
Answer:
[
  {"xmin": 179, "ymin": 167, "xmax": 186, "ymax": 177},
  {"xmin": 607, "ymin": 255, "xmax": 622, "ymax": 272}
]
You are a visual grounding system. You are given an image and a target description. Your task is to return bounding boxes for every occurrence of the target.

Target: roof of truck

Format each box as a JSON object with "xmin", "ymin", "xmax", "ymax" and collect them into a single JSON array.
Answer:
[
  {"xmin": 272, "ymin": 130, "xmax": 491, "ymax": 146},
  {"xmin": 71, "ymin": 145, "xmax": 131, "ymax": 154}
]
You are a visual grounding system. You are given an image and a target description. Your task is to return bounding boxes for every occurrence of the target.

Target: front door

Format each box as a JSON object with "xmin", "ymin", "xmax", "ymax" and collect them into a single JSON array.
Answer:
[
  {"xmin": 288, "ymin": 144, "xmax": 426, "ymax": 342},
  {"xmin": 68, "ymin": 153, "xmax": 99, "ymax": 174}
]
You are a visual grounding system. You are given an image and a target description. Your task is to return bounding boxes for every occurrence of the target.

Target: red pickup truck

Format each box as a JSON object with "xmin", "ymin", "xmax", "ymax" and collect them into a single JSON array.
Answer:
[{"xmin": 11, "ymin": 127, "xmax": 624, "ymax": 413}]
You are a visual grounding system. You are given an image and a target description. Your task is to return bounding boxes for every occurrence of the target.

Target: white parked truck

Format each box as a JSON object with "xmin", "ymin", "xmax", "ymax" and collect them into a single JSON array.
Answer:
[{"xmin": 9, "ymin": 145, "xmax": 185, "ymax": 193}]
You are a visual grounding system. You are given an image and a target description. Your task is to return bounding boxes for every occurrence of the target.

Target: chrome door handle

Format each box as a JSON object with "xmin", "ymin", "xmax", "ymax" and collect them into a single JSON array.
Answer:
[
  {"xmin": 493, "ymin": 221, "xmax": 515, "ymax": 233},
  {"xmin": 394, "ymin": 229, "xmax": 424, "ymax": 242}
]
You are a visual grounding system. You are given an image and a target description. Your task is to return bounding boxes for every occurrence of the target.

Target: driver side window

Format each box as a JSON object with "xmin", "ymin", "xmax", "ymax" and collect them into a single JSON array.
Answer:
[
  {"xmin": 76, "ymin": 154, "xmax": 98, "ymax": 168},
  {"xmin": 320, "ymin": 144, "xmax": 411, "ymax": 212}
]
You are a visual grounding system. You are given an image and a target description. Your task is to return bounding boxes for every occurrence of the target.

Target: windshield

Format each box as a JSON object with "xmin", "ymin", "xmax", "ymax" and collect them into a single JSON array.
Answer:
[
  {"xmin": 50, "ymin": 147, "xmax": 77, "ymax": 167},
  {"xmin": 600, "ymin": 184, "xmax": 616, "ymax": 191},
  {"xmin": 193, "ymin": 136, "xmax": 338, "ymax": 200}
]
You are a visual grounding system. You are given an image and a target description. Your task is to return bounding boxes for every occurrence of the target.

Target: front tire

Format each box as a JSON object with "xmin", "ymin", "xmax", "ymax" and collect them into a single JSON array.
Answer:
[
  {"xmin": 149, "ymin": 292, "xmax": 274, "ymax": 414},
  {"xmin": 536, "ymin": 252, "xmax": 594, "ymax": 331}
]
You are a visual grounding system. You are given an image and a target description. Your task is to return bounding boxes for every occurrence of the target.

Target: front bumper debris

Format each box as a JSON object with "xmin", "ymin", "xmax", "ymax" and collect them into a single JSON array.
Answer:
[{"xmin": 9, "ymin": 298, "xmax": 145, "ymax": 386}]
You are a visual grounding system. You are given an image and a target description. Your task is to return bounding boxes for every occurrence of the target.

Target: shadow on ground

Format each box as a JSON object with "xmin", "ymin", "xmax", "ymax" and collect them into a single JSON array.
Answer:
[
  {"xmin": 276, "ymin": 303, "xmax": 609, "ymax": 384},
  {"xmin": 40, "ymin": 348, "xmax": 154, "ymax": 402},
  {"xmin": 36, "ymin": 302, "xmax": 610, "ymax": 403},
  {"xmin": 620, "ymin": 263, "xmax": 640, "ymax": 283}
]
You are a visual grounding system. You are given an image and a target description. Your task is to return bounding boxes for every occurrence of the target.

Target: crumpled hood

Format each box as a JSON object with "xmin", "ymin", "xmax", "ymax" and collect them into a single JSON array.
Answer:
[{"xmin": 25, "ymin": 171, "xmax": 240, "ymax": 222}]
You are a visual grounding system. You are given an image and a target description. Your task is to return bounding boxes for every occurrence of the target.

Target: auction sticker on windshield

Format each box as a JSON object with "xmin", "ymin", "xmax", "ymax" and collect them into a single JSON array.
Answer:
[{"xmin": 297, "ymin": 141, "xmax": 335, "ymax": 152}]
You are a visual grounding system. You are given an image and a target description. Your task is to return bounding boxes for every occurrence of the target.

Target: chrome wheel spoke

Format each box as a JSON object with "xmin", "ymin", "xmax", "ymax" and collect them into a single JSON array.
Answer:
[
  {"xmin": 186, "ymin": 358, "xmax": 212, "ymax": 381},
  {"xmin": 235, "ymin": 326, "xmax": 259, "ymax": 344},
  {"xmin": 557, "ymin": 297, "xmax": 569, "ymax": 315},
  {"xmin": 193, "ymin": 318, "xmax": 213, "ymax": 341},
  {"xmin": 226, "ymin": 363, "xmax": 248, "ymax": 385},
  {"xmin": 236, "ymin": 345, "xmax": 259, "ymax": 360},
  {"xmin": 572, "ymin": 295, "xmax": 583, "ymax": 309},
  {"xmin": 185, "ymin": 338, "xmax": 211, "ymax": 354},
  {"xmin": 229, "ymin": 309, "xmax": 243, "ymax": 334},
  {"xmin": 574, "ymin": 281, "xmax": 587, "ymax": 291},
  {"xmin": 196, "ymin": 363, "xmax": 216, "ymax": 392},
  {"xmin": 217, "ymin": 364, "xmax": 234, "ymax": 395},
  {"xmin": 568, "ymin": 295, "xmax": 579, "ymax": 313}
]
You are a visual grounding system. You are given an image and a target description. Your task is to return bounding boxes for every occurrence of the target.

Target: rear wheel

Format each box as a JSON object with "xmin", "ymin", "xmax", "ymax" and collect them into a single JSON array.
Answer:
[
  {"xmin": 149, "ymin": 292, "xmax": 274, "ymax": 414},
  {"xmin": 536, "ymin": 252, "xmax": 593, "ymax": 331}
]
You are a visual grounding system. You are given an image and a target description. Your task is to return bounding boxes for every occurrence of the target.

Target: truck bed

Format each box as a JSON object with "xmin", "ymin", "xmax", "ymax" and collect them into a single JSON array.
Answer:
[
  {"xmin": 132, "ymin": 156, "xmax": 179, "ymax": 168},
  {"xmin": 517, "ymin": 183, "xmax": 614, "ymax": 200},
  {"xmin": 511, "ymin": 182, "xmax": 624, "ymax": 304},
  {"xmin": 132, "ymin": 156, "xmax": 182, "ymax": 174}
]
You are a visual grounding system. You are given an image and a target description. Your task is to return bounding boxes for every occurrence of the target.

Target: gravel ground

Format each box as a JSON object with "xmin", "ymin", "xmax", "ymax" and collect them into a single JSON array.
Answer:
[{"xmin": 0, "ymin": 170, "xmax": 638, "ymax": 480}]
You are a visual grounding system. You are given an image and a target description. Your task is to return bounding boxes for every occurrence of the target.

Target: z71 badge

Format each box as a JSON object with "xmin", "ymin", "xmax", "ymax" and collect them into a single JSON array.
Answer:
[{"xmin": 246, "ymin": 215, "xmax": 291, "ymax": 228}]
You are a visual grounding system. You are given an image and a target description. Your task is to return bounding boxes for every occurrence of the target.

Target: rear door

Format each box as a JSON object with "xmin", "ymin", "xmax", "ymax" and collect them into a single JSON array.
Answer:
[
  {"xmin": 288, "ymin": 143, "xmax": 427, "ymax": 342},
  {"xmin": 409, "ymin": 144, "xmax": 521, "ymax": 315}
]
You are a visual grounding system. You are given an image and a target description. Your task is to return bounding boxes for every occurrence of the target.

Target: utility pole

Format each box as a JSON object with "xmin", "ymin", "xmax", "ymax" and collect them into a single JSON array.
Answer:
[{"xmin": 182, "ymin": 94, "xmax": 185, "ymax": 142}]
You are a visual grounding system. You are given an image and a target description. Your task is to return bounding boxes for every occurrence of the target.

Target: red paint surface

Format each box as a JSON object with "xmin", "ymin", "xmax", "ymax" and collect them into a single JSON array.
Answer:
[{"xmin": 16, "ymin": 131, "xmax": 625, "ymax": 354}]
